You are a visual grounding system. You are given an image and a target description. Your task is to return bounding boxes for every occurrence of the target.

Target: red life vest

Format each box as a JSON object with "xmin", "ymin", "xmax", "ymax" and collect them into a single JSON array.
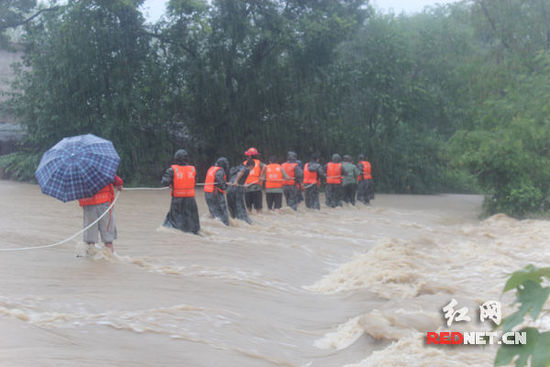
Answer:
[
  {"xmin": 303, "ymin": 163, "xmax": 319, "ymax": 186},
  {"xmin": 358, "ymin": 161, "xmax": 372, "ymax": 180},
  {"xmin": 326, "ymin": 162, "xmax": 342, "ymax": 184},
  {"xmin": 265, "ymin": 164, "xmax": 284, "ymax": 189},
  {"xmin": 204, "ymin": 166, "xmax": 226, "ymax": 193},
  {"xmin": 171, "ymin": 164, "xmax": 196, "ymax": 197},
  {"xmin": 281, "ymin": 162, "xmax": 298, "ymax": 186},
  {"xmin": 243, "ymin": 159, "xmax": 261, "ymax": 185},
  {"xmin": 79, "ymin": 184, "xmax": 114, "ymax": 207}
]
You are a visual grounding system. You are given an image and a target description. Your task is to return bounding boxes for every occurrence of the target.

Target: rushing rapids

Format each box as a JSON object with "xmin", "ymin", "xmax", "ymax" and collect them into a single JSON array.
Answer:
[{"xmin": 0, "ymin": 180, "xmax": 547, "ymax": 366}]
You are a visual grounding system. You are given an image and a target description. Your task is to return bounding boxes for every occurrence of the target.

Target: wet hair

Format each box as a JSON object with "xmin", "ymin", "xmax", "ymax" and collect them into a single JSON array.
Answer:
[
  {"xmin": 287, "ymin": 151, "xmax": 297, "ymax": 161},
  {"xmin": 174, "ymin": 149, "xmax": 189, "ymax": 164},
  {"xmin": 216, "ymin": 157, "xmax": 230, "ymax": 173},
  {"xmin": 311, "ymin": 152, "xmax": 320, "ymax": 161},
  {"xmin": 331, "ymin": 153, "xmax": 342, "ymax": 163}
]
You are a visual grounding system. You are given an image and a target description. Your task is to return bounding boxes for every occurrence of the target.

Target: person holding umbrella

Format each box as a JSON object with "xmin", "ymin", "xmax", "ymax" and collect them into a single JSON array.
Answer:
[
  {"xmin": 161, "ymin": 149, "xmax": 201, "ymax": 234},
  {"xmin": 34, "ymin": 134, "xmax": 123, "ymax": 255},
  {"xmin": 78, "ymin": 175, "xmax": 123, "ymax": 253}
]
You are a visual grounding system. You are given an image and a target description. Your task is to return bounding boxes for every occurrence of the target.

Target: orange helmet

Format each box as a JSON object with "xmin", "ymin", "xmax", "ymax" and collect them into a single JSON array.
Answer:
[{"xmin": 245, "ymin": 147, "xmax": 259, "ymax": 156}]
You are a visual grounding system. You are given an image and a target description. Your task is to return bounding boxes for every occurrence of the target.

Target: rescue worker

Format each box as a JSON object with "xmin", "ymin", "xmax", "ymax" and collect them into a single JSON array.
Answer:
[
  {"xmin": 243, "ymin": 147, "xmax": 266, "ymax": 213},
  {"xmin": 79, "ymin": 174, "xmax": 123, "ymax": 254},
  {"xmin": 204, "ymin": 157, "xmax": 230, "ymax": 226},
  {"xmin": 227, "ymin": 159, "xmax": 255, "ymax": 224},
  {"xmin": 264, "ymin": 156, "xmax": 289, "ymax": 210},
  {"xmin": 324, "ymin": 153, "xmax": 343, "ymax": 208},
  {"xmin": 161, "ymin": 149, "xmax": 200, "ymax": 234},
  {"xmin": 357, "ymin": 154, "xmax": 374, "ymax": 204},
  {"xmin": 282, "ymin": 151, "xmax": 303, "ymax": 211},
  {"xmin": 342, "ymin": 155, "xmax": 360, "ymax": 205},
  {"xmin": 303, "ymin": 153, "xmax": 324, "ymax": 210},
  {"xmin": 296, "ymin": 159, "xmax": 305, "ymax": 204}
]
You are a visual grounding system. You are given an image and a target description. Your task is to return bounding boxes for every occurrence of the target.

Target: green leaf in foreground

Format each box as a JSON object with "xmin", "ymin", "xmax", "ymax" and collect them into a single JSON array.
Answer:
[
  {"xmin": 495, "ymin": 328, "xmax": 550, "ymax": 367},
  {"xmin": 501, "ymin": 280, "xmax": 550, "ymax": 332},
  {"xmin": 504, "ymin": 265, "xmax": 550, "ymax": 292}
]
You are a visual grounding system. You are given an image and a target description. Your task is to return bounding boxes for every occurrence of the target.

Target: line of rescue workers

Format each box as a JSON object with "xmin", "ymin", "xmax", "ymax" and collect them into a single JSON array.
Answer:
[{"xmin": 76, "ymin": 147, "xmax": 374, "ymax": 254}]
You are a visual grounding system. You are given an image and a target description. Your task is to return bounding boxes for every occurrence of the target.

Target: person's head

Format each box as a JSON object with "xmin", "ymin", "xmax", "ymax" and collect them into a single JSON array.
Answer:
[
  {"xmin": 245, "ymin": 147, "xmax": 259, "ymax": 158},
  {"xmin": 245, "ymin": 159, "xmax": 255, "ymax": 168},
  {"xmin": 311, "ymin": 152, "xmax": 320, "ymax": 162},
  {"xmin": 215, "ymin": 157, "xmax": 230, "ymax": 173},
  {"xmin": 331, "ymin": 153, "xmax": 342, "ymax": 163},
  {"xmin": 343, "ymin": 154, "xmax": 352, "ymax": 162},
  {"xmin": 358, "ymin": 154, "xmax": 365, "ymax": 161},
  {"xmin": 287, "ymin": 151, "xmax": 297, "ymax": 162},
  {"xmin": 268, "ymin": 155, "xmax": 278, "ymax": 164},
  {"xmin": 174, "ymin": 149, "xmax": 189, "ymax": 164}
]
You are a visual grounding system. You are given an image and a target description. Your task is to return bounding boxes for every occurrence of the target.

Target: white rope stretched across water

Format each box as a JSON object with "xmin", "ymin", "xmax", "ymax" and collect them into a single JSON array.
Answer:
[
  {"xmin": 0, "ymin": 191, "xmax": 121, "ymax": 252},
  {"xmin": 0, "ymin": 179, "xmax": 320, "ymax": 252},
  {"xmin": 1, "ymin": 183, "xmax": 231, "ymax": 252}
]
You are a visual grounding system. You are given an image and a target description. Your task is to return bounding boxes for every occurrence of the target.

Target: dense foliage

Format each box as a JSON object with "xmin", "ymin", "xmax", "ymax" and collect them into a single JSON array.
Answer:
[
  {"xmin": 2, "ymin": 0, "xmax": 550, "ymax": 216},
  {"xmin": 495, "ymin": 265, "xmax": 550, "ymax": 367}
]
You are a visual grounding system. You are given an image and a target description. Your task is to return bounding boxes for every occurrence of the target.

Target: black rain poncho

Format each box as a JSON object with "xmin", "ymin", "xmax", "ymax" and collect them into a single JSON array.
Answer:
[
  {"xmin": 226, "ymin": 165, "xmax": 252, "ymax": 224},
  {"xmin": 161, "ymin": 153, "xmax": 200, "ymax": 234},
  {"xmin": 205, "ymin": 158, "xmax": 230, "ymax": 226}
]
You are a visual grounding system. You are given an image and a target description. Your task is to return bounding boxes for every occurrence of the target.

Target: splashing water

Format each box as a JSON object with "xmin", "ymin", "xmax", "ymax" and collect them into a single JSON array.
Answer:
[{"xmin": 0, "ymin": 181, "xmax": 544, "ymax": 366}]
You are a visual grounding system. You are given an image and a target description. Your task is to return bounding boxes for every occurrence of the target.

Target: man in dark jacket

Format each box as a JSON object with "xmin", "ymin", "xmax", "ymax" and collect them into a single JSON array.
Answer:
[
  {"xmin": 303, "ymin": 153, "xmax": 324, "ymax": 210},
  {"xmin": 342, "ymin": 155, "xmax": 360, "ymax": 205},
  {"xmin": 282, "ymin": 151, "xmax": 303, "ymax": 211},
  {"xmin": 324, "ymin": 153, "xmax": 343, "ymax": 208},
  {"xmin": 161, "ymin": 149, "xmax": 200, "ymax": 234},
  {"xmin": 204, "ymin": 157, "xmax": 230, "ymax": 226},
  {"xmin": 357, "ymin": 154, "xmax": 374, "ymax": 204},
  {"xmin": 227, "ymin": 159, "xmax": 255, "ymax": 224}
]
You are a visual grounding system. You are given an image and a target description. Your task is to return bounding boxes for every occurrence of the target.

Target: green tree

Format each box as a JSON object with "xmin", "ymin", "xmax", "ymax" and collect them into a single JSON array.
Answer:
[
  {"xmin": 8, "ymin": 0, "xmax": 175, "ymax": 183},
  {"xmin": 0, "ymin": 0, "xmax": 59, "ymax": 49}
]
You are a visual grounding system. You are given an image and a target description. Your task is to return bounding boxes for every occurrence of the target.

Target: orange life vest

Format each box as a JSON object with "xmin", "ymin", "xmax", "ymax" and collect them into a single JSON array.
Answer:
[
  {"xmin": 303, "ymin": 163, "xmax": 319, "ymax": 186},
  {"xmin": 243, "ymin": 159, "xmax": 261, "ymax": 185},
  {"xmin": 326, "ymin": 162, "xmax": 342, "ymax": 184},
  {"xmin": 281, "ymin": 162, "xmax": 298, "ymax": 186},
  {"xmin": 79, "ymin": 183, "xmax": 115, "ymax": 207},
  {"xmin": 265, "ymin": 164, "xmax": 284, "ymax": 189},
  {"xmin": 171, "ymin": 164, "xmax": 196, "ymax": 197},
  {"xmin": 358, "ymin": 161, "xmax": 372, "ymax": 180},
  {"xmin": 204, "ymin": 166, "xmax": 225, "ymax": 194}
]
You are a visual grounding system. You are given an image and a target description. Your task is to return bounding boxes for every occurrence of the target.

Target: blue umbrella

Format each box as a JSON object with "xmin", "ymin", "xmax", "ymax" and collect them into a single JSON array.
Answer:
[{"xmin": 35, "ymin": 134, "xmax": 120, "ymax": 202}]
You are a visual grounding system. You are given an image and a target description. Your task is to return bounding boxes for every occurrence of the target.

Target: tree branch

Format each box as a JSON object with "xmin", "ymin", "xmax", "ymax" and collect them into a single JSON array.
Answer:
[
  {"xmin": 478, "ymin": 0, "xmax": 510, "ymax": 50},
  {"xmin": 1, "ymin": 6, "xmax": 61, "ymax": 31},
  {"xmin": 141, "ymin": 30, "xmax": 197, "ymax": 59}
]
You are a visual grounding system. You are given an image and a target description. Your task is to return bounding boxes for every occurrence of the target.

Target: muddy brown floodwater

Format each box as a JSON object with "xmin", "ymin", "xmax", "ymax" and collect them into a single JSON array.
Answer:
[{"xmin": 0, "ymin": 180, "xmax": 548, "ymax": 366}]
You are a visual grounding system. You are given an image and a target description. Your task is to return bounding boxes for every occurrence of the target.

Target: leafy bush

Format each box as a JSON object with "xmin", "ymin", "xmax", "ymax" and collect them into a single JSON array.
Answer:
[
  {"xmin": 451, "ymin": 52, "xmax": 550, "ymax": 218},
  {"xmin": 0, "ymin": 151, "xmax": 40, "ymax": 181},
  {"xmin": 495, "ymin": 265, "xmax": 550, "ymax": 367}
]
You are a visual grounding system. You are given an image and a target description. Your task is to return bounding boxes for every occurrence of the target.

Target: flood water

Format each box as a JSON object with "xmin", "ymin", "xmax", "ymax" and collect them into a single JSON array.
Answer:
[{"xmin": 0, "ymin": 180, "xmax": 547, "ymax": 366}]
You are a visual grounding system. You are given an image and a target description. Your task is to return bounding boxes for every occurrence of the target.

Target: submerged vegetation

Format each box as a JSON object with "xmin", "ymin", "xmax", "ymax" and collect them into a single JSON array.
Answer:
[{"xmin": 1, "ymin": 0, "xmax": 550, "ymax": 217}]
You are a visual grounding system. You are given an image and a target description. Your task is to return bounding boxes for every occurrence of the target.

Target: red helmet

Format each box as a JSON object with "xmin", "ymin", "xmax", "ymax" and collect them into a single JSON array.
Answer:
[{"xmin": 245, "ymin": 147, "xmax": 259, "ymax": 156}]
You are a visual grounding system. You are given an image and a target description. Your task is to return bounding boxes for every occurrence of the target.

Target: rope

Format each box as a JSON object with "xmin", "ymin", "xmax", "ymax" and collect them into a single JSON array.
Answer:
[
  {"xmin": 0, "ymin": 191, "xmax": 121, "ymax": 252},
  {"xmin": 123, "ymin": 186, "xmax": 168, "ymax": 191},
  {"xmin": 0, "ymin": 178, "xmax": 325, "ymax": 252}
]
